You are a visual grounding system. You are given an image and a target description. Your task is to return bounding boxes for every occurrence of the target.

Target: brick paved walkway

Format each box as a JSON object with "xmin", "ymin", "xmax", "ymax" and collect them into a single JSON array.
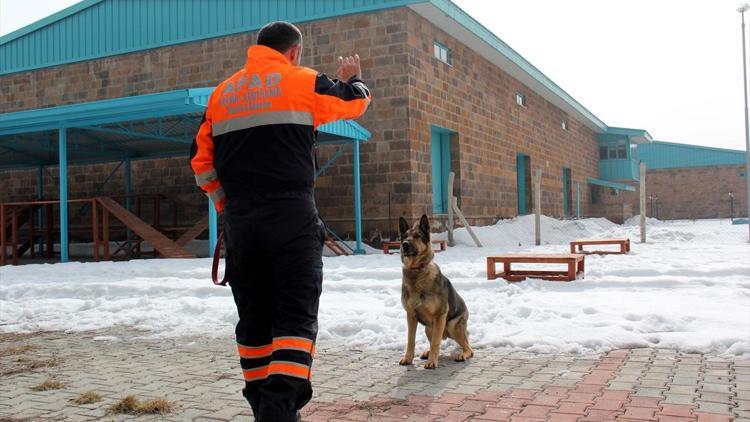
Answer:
[{"xmin": 0, "ymin": 329, "xmax": 747, "ymax": 421}]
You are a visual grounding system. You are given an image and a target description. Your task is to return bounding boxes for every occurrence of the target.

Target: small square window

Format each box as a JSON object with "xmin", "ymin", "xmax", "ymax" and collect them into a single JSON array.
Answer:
[
  {"xmin": 433, "ymin": 42, "xmax": 451, "ymax": 64},
  {"xmin": 617, "ymin": 145, "xmax": 627, "ymax": 159},
  {"xmin": 608, "ymin": 148, "xmax": 618, "ymax": 159},
  {"xmin": 562, "ymin": 119, "xmax": 568, "ymax": 131},
  {"xmin": 516, "ymin": 92, "xmax": 526, "ymax": 107},
  {"xmin": 599, "ymin": 146, "xmax": 608, "ymax": 160}
]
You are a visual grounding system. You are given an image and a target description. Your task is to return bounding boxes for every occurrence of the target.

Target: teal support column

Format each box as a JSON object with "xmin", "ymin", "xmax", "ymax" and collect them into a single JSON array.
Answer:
[
  {"xmin": 37, "ymin": 165, "xmax": 44, "ymax": 252},
  {"xmin": 58, "ymin": 127, "xmax": 69, "ymax": 263},
  {"xmin": 576, "ymin": 182, "xmax": 581, "ymax": 219},
  {"xmin": 353, "ymin": 139, "xmax": 365, "ymax": 254},
  {"xmin": 208, "ymin": 199, "xmax": 218, "ymax": 257},
  {"xmin": 124, "ymin": 158, "xmax": 132, "ymax": 244}
]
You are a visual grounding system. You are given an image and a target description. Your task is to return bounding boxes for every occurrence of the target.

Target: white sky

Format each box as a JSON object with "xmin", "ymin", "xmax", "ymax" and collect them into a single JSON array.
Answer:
[{"xmin": 1, "ymin": 0, "xmax": 748, "ymax": 151}]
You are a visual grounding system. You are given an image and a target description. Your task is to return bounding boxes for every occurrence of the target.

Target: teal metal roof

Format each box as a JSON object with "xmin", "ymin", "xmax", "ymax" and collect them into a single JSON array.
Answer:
[
  {"xmin": 637, "ymin": 141, "xmax": 746, "ymax": 170},
  {"xmin": 587, "ymin": 177, "xmax": 636, "ymax": 192},
  {"xmin": 0, "ymin": 88, "xmax": 370, "ymax": 170},
  {"xmin": 0, "ymin": 0, "xmax": 416, "ymax": 76}
]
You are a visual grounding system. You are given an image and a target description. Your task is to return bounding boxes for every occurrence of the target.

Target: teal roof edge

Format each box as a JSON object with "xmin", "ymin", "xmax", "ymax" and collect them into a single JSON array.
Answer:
[
  {"xmin": 587, "ymin": 177, "xmax": 636, "ymax": 192},
  {"xmin": 0, "ymin": 0, "xmax": 104, "ymax": 45},
  {"xmin": 426, "ymin": 0, "xmax": 607, "ymax": 132}
]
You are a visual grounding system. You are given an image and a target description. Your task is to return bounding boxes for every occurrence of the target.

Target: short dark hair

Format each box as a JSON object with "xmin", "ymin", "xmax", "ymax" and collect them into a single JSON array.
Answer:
[{"xmin": 257, "ymin": 21, "xmax": 302, "ymax": 53}]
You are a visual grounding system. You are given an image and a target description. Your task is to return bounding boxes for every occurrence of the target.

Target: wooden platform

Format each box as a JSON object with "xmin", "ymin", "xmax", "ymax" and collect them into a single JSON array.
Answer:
[
  {"xmin": 570, "ymin": 238, "xmax": 630, "ymax": 255},
  {"xmin": 382, "ymin": 239, "xmax": 447, "ymax": 254},
  {"xmin": 487, "ymin": 253, "xmax": 585, "ymax": 282}
]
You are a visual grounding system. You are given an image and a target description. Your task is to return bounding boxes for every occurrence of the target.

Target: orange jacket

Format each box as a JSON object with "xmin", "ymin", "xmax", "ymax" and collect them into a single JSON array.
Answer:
[{"xmin": 190, "ymin": 45, "xmax": 371, "ymax": 212}]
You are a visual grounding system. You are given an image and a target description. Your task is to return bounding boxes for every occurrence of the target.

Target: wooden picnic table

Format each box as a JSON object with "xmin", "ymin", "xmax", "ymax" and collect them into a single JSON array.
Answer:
[
  {"xmin": 486, "ymin": 253, "xmax": 585, "ymax": 282},
  {"xmin": 569, "ymin": 238, "xmax": 630, "ymax": 255},
  {"xmin": 383, "ymin": 239, "xmax": 447, "ymax": 254}
]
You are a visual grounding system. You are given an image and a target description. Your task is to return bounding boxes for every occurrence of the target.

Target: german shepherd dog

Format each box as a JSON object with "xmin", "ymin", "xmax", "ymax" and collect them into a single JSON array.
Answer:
[{"xmin": 398, "ymin": 215, "xmax": 473, "ymax": 369}]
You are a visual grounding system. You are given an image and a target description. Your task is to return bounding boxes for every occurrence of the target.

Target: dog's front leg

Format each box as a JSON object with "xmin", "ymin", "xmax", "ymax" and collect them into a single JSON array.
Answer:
[
  {"xmin": 399, "ymin": 312, "xmax": 418, "ymax": 365},
  {"xmin": 424, "ymin": 312, "xmax": 447, "ymax": 369}
]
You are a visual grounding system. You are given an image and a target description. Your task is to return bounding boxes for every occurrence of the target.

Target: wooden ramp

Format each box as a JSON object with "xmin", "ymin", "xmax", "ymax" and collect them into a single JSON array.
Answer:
[
  {"xmin": 97, "ymin": 197, "xmax": 195, "ymax": 258},
  {"xmin": 176, "ymin": 215, "xmax": 209, "ymax": 247},
  {"xmin": 324, "ymin": 237, "xmax": 350, "ymax": 256}
]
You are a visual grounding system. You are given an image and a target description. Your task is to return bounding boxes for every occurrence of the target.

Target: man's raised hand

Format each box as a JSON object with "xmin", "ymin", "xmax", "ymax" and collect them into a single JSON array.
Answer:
[{"xmin": 337, "ymin": 54, "xmax": 361, "ymax": 81}]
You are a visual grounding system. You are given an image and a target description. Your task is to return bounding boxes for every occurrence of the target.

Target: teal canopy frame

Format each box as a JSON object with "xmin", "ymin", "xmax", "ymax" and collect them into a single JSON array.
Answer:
[{"xmin": 0, "ymin": 88, "xmax": 371, "ymax": 261}]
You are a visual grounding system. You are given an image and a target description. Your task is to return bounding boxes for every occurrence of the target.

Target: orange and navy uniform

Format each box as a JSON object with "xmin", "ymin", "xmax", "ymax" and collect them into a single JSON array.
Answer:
[
  {"xmin": 190, "ymin": 44, "xmax": 371, "ymax": 212},
  {"xmin": 190, "ymin": 44, "xmax": 370, "ymax": 421}
]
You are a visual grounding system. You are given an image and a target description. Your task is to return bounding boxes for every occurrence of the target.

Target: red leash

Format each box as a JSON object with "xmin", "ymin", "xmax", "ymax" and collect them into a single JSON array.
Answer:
[{"xmin": 212, "ymin": 231, "xmax": 228, "ymax": 286}]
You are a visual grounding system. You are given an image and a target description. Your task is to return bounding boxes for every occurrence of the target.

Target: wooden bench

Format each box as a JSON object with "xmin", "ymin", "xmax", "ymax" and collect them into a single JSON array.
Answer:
[
  {"xmin": 570, "ymin": 238, "xmax": 630, "ymax": 255},
  {"xmin": 486, "ymin": 254, "xmax": 585, "ymax": 282},
  {"xmin": 383, "ymin": 239, "xmax": 447, "ymax": 254}
]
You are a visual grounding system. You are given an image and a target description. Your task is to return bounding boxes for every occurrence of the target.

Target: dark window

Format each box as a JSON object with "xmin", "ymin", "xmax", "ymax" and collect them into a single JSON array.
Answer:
[
  {"xmin": 433, "ymin": 42, "xmax": 451, "ymax": 64},
  {"xmin": 617, "ymin": 145, "xmax": 627, "ymax": 159},
  {"xmin": 562, "ymin": 119, "xmax": 568, "ymax": 131},
  {"xmin": 591, "ymin": 186, "xmax": 600, "ymax": 204},
  {"xmin": 609, "ymin": 148, "xmax": 618, "ymax": 159},
  {"xmin": 599, "ymin": 146, "xmax": 608, "ymax": 160},
  {"xmin": 516, "ymin": 92, "xmax": 526, "ymax": 107}
]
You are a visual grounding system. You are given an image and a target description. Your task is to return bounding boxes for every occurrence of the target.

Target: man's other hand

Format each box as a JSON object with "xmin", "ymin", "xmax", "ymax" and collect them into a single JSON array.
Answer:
[{"xmin": 337, "ymin": 54, "xmax": 361, "ymax": 81}]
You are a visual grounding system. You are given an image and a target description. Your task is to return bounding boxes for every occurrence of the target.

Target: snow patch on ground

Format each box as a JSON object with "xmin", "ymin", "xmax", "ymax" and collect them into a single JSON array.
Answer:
[{"xmin": 1, "ymin": 218, "xmax": 748, "ymax": 357}]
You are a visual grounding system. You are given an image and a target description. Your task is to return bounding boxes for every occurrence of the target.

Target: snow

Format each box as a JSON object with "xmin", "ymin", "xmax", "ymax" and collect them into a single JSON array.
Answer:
[{"xmin": 1, "ymin": 217, "xmax": 748, "ymax": 357}]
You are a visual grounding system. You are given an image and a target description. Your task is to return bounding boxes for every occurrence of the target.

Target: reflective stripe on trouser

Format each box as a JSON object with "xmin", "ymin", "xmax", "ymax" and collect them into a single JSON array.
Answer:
[{"xmin": 238, "ymin": 342, "xmax": 272, "ymax": 383}]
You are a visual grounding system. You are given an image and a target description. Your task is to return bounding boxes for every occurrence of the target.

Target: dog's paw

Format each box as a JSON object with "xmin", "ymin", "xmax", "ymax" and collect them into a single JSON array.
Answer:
[
  {"xmin": 398, "ymin": 356, "xmax": 413, "ymax": 366},
  {"xmin": 424, "ymin": 360, "xmax": 438, "ymax": 369},
  {"xmin": 419, "ymin": 351, "xmax": 430, "ymax": 360},
  {"xmin": 453, "ymin": 350, "xmax": 473, "ymax": 362}
]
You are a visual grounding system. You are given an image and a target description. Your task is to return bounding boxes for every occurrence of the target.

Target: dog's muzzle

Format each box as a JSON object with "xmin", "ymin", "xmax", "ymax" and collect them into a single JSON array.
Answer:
[{"xmin": 401, "ymin": 241, "xmax": 417, "ymax": 256}]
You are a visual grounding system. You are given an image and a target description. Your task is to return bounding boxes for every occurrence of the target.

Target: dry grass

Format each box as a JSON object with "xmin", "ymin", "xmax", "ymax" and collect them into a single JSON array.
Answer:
[
  {"xmin": 106, "ymin": 395, "xmax": 175, "ymax": 415},
  {"xmin": 0, "ymin": 344, "xmax": 35, "ymax": 357},
  {"xmin": 30, "ymin": 378, "xmax": 65, "ymax": 391},
  {"xmin": 0, "ymin": 357, "xmax": 61, "ymax": 376},
  {"xmin": 355, "ymin": 398, "xmax": 407, "ymax": 415},
  {"xmin": 70, "ymin": 391, "xmax": 102, "ymax": 405},
  {"xmin": 0, "ymin": 332, "xmax": 40, "ymax": 342}
]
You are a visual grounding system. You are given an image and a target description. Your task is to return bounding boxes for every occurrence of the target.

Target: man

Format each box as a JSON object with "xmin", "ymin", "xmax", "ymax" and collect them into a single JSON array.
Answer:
[{"xmin": 190, "ymin": 21, "xmax": 371, "ymax": 421}]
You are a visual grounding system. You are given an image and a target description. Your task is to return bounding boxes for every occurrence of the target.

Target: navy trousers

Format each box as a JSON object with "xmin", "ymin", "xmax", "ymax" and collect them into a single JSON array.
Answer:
[{"xmin": 224, "ymin": 191, "xmax": 324, "ymax": 422}]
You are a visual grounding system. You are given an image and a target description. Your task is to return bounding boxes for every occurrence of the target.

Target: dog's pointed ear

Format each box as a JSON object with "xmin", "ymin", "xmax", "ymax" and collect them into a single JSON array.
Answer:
[
  {"xmin": 419, "ymin": 214, "xmax": 430, "ymax": 238},
  {"xmin": 399, "ymin": 217, "xmax": 410, "ymax": 237}
]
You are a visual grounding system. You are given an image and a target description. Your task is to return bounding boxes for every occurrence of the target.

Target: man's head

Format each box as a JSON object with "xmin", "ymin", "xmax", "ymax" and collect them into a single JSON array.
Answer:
[{"xmin": 257, "ymin": 21, "xmax": 303, "ymax": 65}]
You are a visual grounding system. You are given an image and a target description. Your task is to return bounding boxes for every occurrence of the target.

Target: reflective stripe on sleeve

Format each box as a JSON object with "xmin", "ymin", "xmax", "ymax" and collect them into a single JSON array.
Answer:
[
  {"xmin": 207, "ymin": 187, "xmax": 225, "ymax": 204},
  {"xmin": 194, "ymin": 168, "xmax": 218, "ymax": 187}
]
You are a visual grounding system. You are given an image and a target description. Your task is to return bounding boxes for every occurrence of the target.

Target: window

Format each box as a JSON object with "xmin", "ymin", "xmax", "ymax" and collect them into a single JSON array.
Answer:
[
  {"xmin": 562, "ymin": 119, "xmax": 568, "ymax": 131},
  {"xmin": 516, "ymin": 92, "xmax": 526, "ymax": 107},
  {"xmin": 617, "ymin": 145, "xmax": 627, "ymax": 159},
  {"xmin": 433, "ymin": 42, "xmax": 451, "ymax": 64},
  {"xmin": 599, "ymin": 146, "xmax": 608, "ymax": 160},
  {"xmin": 608, "ymin": 148, "xmax": 618, "ymax": 159}
]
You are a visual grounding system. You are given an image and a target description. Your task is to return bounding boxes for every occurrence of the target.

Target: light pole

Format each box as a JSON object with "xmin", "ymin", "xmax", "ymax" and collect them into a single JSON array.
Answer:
[{"xmin": 739, "ymin": 3, "xmax": 750, "ymax": 240}]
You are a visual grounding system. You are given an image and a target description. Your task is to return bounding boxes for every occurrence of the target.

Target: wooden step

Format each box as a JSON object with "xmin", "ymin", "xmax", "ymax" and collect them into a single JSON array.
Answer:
[
  {"xmin": 96, "ymin": 197, "xmax": 195, "ymax": 259},
  {"xmin": 176, "ymin": 215, "xmax": 209, "ymax": 247}
]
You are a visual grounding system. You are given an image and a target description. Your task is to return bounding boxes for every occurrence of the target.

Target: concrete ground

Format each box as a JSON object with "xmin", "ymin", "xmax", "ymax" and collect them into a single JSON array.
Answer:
[{"xmin": 0, "ymin": 329, "xmax": 747, "ymax": 421}]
